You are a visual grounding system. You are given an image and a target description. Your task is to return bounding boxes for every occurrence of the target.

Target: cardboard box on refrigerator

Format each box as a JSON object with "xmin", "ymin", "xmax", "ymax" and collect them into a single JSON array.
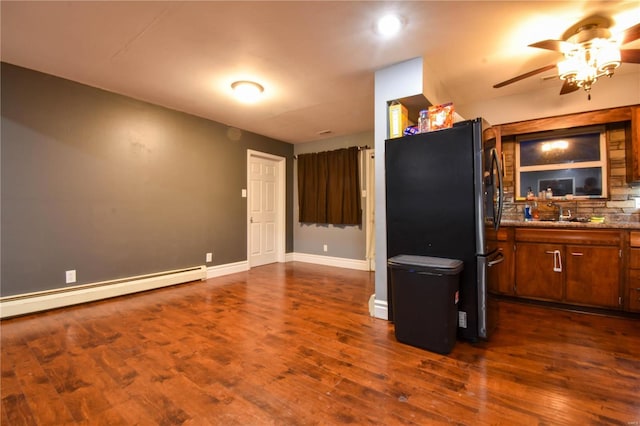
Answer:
[{"xmin": 388, "ymin": 101, "xmax": 408, "ymax": 139}]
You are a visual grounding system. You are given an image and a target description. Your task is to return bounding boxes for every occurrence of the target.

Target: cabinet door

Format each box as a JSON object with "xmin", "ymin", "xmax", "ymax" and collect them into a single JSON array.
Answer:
[
  {"xmin": 626, "ymin": 106, "xmax": 640, "ymax": 183},
  {"xmin": 488, "ymin": 243, "xmax": 514, "ymax": 295},
  {"xmin": 515, "ymin": 243, "xmax": 563, "ymax": 301},
  {"xmin": 565, "ymin": 245, "xmax": 620, "ymax": 309},
  {"xmin": 629, "ymin": 270, "xmax": 640, "ymax": 312}
]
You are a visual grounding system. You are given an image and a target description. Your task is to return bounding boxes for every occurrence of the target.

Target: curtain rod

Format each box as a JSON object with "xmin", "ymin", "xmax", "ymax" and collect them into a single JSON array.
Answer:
[{"xmin": 294, "ymin": 145, "xmax": 371, "ymax": 159}]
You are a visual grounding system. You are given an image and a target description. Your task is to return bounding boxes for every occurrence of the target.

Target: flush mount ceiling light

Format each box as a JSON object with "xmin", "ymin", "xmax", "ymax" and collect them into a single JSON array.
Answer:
[
  {"xmin": 231, "ymin": 80, "xmax": 264, "ymax": 103},
  {"xmin": 376, "ymin": 14, "xmax": 402, "ymax": 37}
]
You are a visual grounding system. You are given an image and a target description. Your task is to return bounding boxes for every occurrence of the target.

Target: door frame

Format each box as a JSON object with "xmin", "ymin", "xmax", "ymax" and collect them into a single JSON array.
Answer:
[
  {"xmin": 246, "ymin": 150, "xmax": 286, "ymax": 267},
  {"xmin": 364, "ymin": 148, "xmax": 375, "ymax": 271}
]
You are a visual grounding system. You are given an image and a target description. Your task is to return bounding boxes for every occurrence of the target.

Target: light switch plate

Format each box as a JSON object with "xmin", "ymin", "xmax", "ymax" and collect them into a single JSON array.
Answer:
[{"xmin": 65, "ymin": 270, "xmax": 76, "ymax": 284}]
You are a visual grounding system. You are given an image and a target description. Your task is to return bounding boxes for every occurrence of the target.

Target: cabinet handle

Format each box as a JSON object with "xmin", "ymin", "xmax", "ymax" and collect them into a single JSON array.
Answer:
[
  {"xmin": 571, "ymin": 252, "xmax": 583, "ymax": 256},
  {"xmin": 544, "ymin": 250, "xmax": 562, "ymax": 272},
  {"xmin": 553, "ymin": 250, "xmax": 562, "ymax": 272}
]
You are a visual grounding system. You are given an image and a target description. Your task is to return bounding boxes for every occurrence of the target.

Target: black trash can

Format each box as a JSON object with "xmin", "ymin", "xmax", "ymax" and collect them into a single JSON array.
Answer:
[{"xmin": 388, "ymin": 255, "xmax": 463, "ymax": 355}]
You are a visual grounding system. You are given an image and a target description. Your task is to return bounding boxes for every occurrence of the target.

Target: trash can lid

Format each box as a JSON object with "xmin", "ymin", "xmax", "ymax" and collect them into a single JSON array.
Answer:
[{"xmin": 388, "ymin": 255, "xmax": 463, "ymax": 274}]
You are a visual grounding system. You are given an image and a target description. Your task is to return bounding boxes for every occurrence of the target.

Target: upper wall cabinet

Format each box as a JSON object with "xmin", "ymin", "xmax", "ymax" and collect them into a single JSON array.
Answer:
[{"xmin": 625, "ymin": 106, "xmax": 640, "ymax": 183}]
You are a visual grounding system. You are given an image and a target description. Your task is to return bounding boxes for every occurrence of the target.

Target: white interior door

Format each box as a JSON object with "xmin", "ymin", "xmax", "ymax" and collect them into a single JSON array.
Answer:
[{"xmin": 248, "ymin": 151, "xmax": 285, "ymax": 267}]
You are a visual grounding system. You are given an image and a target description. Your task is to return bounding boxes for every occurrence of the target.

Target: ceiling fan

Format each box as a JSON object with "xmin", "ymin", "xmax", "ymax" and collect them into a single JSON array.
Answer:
[{"xmin": 494, "ymin": 15, "xmax": 640, "ymax": 99}]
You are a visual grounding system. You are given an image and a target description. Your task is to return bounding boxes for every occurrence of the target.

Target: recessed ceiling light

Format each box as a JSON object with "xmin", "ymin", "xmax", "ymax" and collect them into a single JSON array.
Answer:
[
  {"xmin": 377, "ymin": 14, "xmax": 402, "ymax": 37},
  {"xmin": 231, "ymin": 80, "xmax": 264, "ymax": 103}
]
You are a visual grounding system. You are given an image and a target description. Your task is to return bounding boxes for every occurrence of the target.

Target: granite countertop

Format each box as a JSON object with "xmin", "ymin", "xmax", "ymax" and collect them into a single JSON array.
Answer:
[{"xmin": 500, "ymin": 219, "xmax": 640, "ymax": 230}]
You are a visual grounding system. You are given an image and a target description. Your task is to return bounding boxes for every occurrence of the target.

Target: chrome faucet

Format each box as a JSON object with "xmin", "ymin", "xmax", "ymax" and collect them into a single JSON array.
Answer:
[{"xmin": 547, "ymin": 202, "xmax": 571, "ymax": 221}]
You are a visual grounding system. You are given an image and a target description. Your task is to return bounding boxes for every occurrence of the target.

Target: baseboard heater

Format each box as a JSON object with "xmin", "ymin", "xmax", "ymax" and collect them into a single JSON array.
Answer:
[{"xmin": 0, "ymin": 265, "xmax": 207, "ymax": 319}]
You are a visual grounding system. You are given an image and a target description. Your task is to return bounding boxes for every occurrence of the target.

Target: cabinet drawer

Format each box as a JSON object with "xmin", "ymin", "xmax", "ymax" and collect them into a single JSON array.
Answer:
[
  {"xmin": 630, "ymin": 231, "xmax": 640, "ymax": 248},
  {"xmin": 516, "ymin": 228, "xmax": 621, "ymax": 245},
  {"xmin": 630, "ymin": 249, "xmax": 640, "ymax": 269},
  {"xmin": 486, "ymin": 227, "xmax": 509, "ymax": 242}
]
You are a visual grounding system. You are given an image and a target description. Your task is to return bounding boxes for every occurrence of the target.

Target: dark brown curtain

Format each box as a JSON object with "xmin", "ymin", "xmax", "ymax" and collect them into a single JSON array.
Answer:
[{"xmin": 298, "ymin": 147, "xmax": 361, "ymax": 225}]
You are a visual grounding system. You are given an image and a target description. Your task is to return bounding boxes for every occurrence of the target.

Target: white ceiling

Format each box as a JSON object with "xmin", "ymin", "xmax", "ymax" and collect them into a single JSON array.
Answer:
[{"xmin": 2, "ymin": 1, "xmax": 639, "ymax": 144}]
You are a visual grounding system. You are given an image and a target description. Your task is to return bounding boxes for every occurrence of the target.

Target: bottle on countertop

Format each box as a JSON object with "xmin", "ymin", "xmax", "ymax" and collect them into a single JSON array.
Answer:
[
  {"xmin": 546, "ymin": 187, "xmax": 553, "ymax": 199},
  {"xmin": 524, "ymin": 203, "xmax": 532, "ymax": 221},
  {"xmin": 526, "ymin": 187, "xmax": 535, "ymax": 200},
  {"xmin": 531, "ymin": 201, "xmax": 539, "ymax": 220}
]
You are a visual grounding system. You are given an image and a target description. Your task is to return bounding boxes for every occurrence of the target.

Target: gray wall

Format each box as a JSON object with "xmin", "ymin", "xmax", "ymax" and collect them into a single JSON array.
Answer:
[
  {"xmin": 1, "ymin": 62, "xmax": 293, "ymax": 296},
  {"xmin": 293, "ymin": 131, "xmax": 373, "ymax": 260},
  {"xmin": 373, "ymin": 58, "xmax": 425, "ymax": 318}
]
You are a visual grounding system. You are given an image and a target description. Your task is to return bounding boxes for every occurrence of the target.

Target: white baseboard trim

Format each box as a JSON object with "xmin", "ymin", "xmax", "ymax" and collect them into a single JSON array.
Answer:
[
  {"xmin": 374, "ymin": 298, "xmax": 389, "ymax": 320},
  {"xmin": 0, "ymin": 266, "xmax": 207, "ymax": 319},
  {"xmin": 290, "ymin": 252, "xmax": 369, "ymax": 271},
  {"xmin": 206, "ymin": 260, "xmax": 249, "ymax": 278},
  {"xmin": 0, "ymin": 257, "xmax": 376, "ymax": 319}
]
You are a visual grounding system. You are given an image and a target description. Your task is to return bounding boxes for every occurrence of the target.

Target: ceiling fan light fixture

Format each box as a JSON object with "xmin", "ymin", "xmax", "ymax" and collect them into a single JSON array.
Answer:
[
  {"xmin": 594, "ymin": 40, "xmax": 621, "ymax": 73},
  {"xmin": 231, "ymin": 80, "xmax": 264, "ymax": 103},
  {"xmin": 541, "ymin": 140, "xmax": 569, "ymax": 152},
  {"xmin": 557, "ymin": 55, "xmax": 579, "ymax": 81},
  {"xmin": 556, "ymin": 37, "xmax": 621, "ymax": 96},
  {"xmin": 493, "ymin": 15, "xmax": 640, "ymax": 99}
]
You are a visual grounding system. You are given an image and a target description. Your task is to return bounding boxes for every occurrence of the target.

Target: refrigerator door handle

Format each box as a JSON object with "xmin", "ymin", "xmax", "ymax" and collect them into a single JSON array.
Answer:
[
  {"xmin": 487, "ymin": 251, "xmax": 505, "ymax": 267},
  {"xmin": 491, "ymin": 148, "xmax": 504, "ymax": 231}
]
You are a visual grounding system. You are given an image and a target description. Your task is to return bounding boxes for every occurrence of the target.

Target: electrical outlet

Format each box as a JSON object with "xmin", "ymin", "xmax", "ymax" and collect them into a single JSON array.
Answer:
[
  {"xmin": 635, "ymin": 198, "xmax": 640, "ymax": 209},
  {"xmin": 458, "ymin": 311, "xmax": 467, "ymax": 328},
  {"xmin": 65, "ymin": 270, "xmax": 76, "ymax": 284},
  {"xmin": 323, "ymin": 244, "xmax": 328, "ymax": 252},
  {"xmin": 206, "ymin": 252, "xmax": 213, "ymax": 262}
]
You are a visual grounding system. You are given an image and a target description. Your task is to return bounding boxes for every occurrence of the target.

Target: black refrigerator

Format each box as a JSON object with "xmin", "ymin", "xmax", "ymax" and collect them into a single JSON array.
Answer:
[{"xmin": 385, "ymin": 118, "xmax": 504, "ymax": 342}]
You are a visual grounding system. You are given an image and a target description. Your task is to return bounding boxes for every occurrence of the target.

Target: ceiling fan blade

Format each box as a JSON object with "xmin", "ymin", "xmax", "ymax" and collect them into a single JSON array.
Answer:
[
  {"xmin": 529, "ymin": 39, "xmax": 568, "ymax": 52},
  {"xmin": 620, "ymin": 49, "xmax": 640, "ymax": 64},
  {"xmin": 560, "ymin": 80, "xmax": 579, "ymax": 95},
  {"xmin": 620, "ymin": 22, "xmax": 640, "ymax": 45},
  {"xmin": 493, "ymin": 64, "xmax": 557, "ymax": 88}
]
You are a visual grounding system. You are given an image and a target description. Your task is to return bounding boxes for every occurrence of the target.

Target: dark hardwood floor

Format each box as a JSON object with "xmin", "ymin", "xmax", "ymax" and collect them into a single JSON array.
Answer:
[{"xmin": 2, "ymin": 262, "xmax": 639, "ymax": 425}]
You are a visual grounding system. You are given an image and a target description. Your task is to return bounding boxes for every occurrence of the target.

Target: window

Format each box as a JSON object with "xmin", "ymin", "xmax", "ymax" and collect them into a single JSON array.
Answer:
[
  {"xmin": 515, "ymin": 126, "xmax": 607, "ymax": 199},
  {"xmin": 297, "ymin": 147, "xmax": 362, "ymax": 225}
]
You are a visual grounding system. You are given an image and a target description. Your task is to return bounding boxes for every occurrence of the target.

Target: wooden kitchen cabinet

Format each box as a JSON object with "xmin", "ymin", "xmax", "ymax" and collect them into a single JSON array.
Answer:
[
  {"xmin": 626, "ymin": 232, "xmax": 640, "ymax": 312},
  {"xmin": 486, "ymin": 227, "xmax": 514, "ymax": 296},
  {"xmin": 625, "ymin": 106, "xmax": 640, "ymax": 183},
  {"xmin": 627, "ymin": 270, "xmax": 640, "ymax": 312},
  {"xmin": 514, "ymin": 228, "xmax": 623, "ymax": 310},
  {"xmin": 565, "ymin": 245, "xmax": 620, "ymax": 308},
  {"xmin": 514, "ymin": 242, "xmax": 563, "ymax": 301}
]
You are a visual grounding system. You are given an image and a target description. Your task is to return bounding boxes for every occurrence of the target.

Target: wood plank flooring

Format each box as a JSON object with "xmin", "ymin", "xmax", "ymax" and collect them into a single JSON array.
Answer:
[{"xmin": 2, "ymin": 261, "xmax": 639, "ymax": 425}]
